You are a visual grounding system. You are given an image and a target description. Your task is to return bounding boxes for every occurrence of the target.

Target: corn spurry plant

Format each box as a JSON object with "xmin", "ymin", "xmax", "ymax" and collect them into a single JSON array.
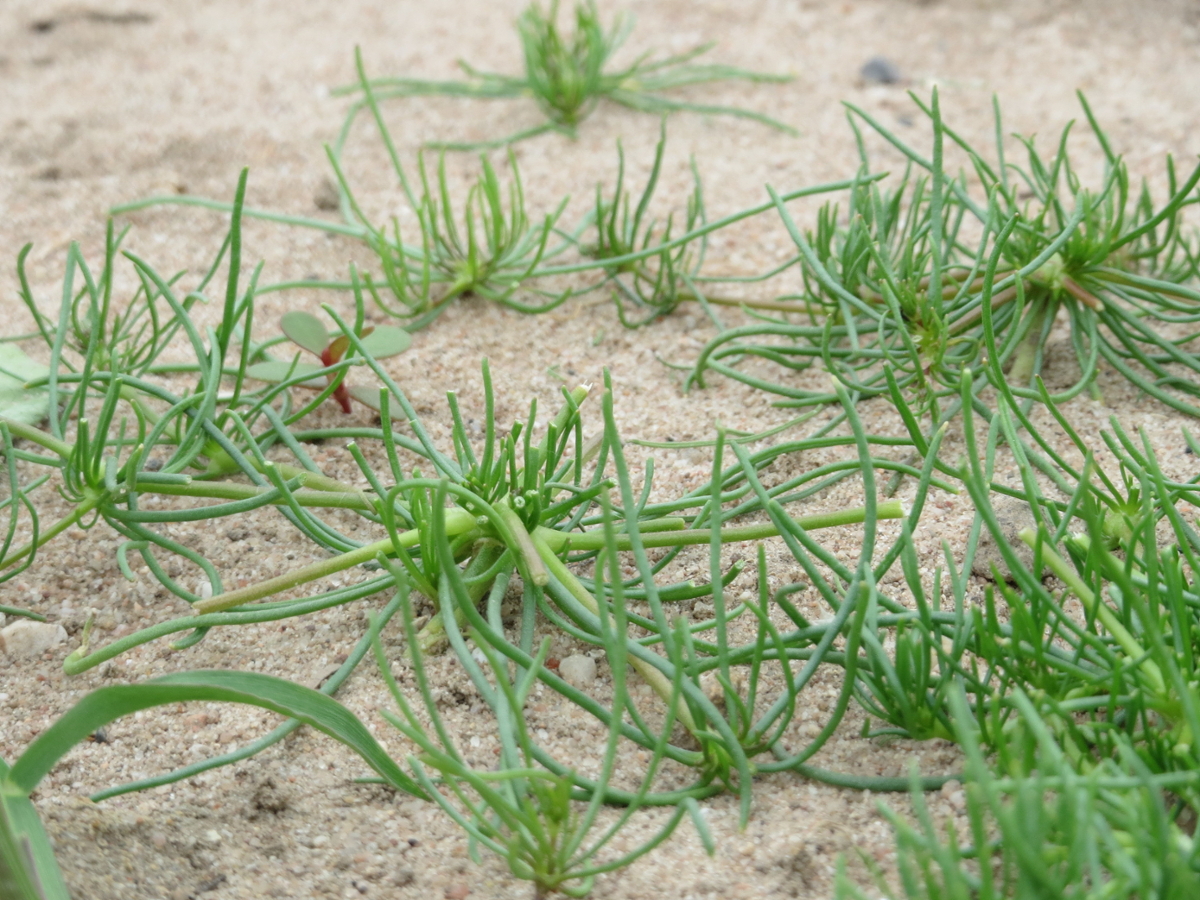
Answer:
[
  {"xmin": 369, "ymin": 496, "xmax": 712, "ymax": 900},
  {"xmin": 114, "ymin": 77, "xmax": 870, "ymax": 333},
  {"xmin": 5, "ymin": 172, "xmax": 972, "ymax": 829},
  {"xmin": 849, "ymin": 363, "xmax": 1200, "ymax": 786},
  {"xmin": 843, "ymin": 368, "xmax": 1200, "ymax": 889},
  {"xmin": 574, "ymin": 121, "xmax": 711, "ymax": 327},
  {"xmin": 836, "ymin": 686, "xmax": 1200, "ymax": 900},
  {"xmin": 331, "ymin": 0, "xmax": 795, "ymax": 151},
  {"xmin": 689, "ymin": 90, "xmax": 1200, "ymax": 426},
  {"xmin": 40, "ymin": 356, "xmax": 924, "ymax": 805},
  {"xmin": 338, "ymin": 145, "xmax": 575, "ymax": 330},
  {"xmin": 0, "ymin": 174, "xmax": 416, "ymax": 599},
  {"xmin": 958, "ymin": 379, "xmax": 1200, "ymax": 789},
  {"xmin": 17, "ymin": 58, "xmax": 1200, "ymax": 894},
  {"xmin": 108, "ymin": 17, "xmax": 861, "ymax": 333}
]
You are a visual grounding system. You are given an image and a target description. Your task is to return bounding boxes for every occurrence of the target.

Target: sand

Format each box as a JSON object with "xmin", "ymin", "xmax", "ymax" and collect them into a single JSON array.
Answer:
[{"xmin": 3, "ymin": 1, "xmax": 1200, "ymax": 898}]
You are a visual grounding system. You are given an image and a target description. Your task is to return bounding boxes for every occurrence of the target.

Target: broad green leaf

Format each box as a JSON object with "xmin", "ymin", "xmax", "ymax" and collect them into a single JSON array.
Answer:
[
  {"xmin": 279, "ymin": 311, "xmax": 329, "ymax": 356},
  {"xmin": 0, "ymin": 345, "xmax": 50, "ymax": 426},
  {"xmin": 346, "ymin": 384, "xmax": 386, "ymax": 411},
  {"xmin": 1, "ymin": 757, "xmax": 67, "ymax": 900},
  {"xmin": 6, "ymin": 670, "xmax": 426, "ymax": 799},
  {"xmin": 245, "ymin": 360, "xmax": 326, "ymax": 388},
  {"xmin": 359, "ymin": 325, "xmax": 412, "ymax": 359},
  {"xmin": 0, "ymin": 671, "xmax": 429, "ymax": 900}
]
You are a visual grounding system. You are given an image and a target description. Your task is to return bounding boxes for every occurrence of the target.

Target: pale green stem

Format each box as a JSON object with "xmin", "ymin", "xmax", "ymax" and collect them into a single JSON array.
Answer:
[
  {"xmin": 204, "ymin": 446, "xmax": 357, "ymax": 492},
  {"xmin": 0, "ymin": 492, "xmax": 103, "ymax": 573},
  {"xmin": 1018, "ymin": 528, "xmax": 1166, "ymax": 696},
  {"xmin": 534, "ymin": 501, "xmax": 903, "ymax": 554},
  {"xmin": 531, "ymin": 530, "xmax": 699, "ymax": 735},
  {"xmin": 147, "ymin": 479, "xmax": 375, "ymax": 511},
  {"xmin": 194, "ymin": 507, "xmax": 478, "ymax": 614},
  {"xmin": 0, "ymin": 416, "xmax": 72, "ymax": 459},
  {"xmin": 495, "ymin": 501, "xmax": 549, "ymax": 587},
  {"xmin": 1006, "ymin": 302, "xmax": 1049, "ymax": 388}
]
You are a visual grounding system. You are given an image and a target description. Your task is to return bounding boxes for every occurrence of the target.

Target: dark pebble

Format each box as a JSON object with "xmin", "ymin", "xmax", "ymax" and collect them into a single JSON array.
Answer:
[{"xmin": 861, "ymin": 56, "xmax": 902, "ymax": 84}]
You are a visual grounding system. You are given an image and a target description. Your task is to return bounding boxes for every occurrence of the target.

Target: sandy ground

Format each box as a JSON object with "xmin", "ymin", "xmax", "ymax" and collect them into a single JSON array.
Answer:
[{"xmin": 3, "ymin": 1, "xmax": 1200, "ymax": 898}]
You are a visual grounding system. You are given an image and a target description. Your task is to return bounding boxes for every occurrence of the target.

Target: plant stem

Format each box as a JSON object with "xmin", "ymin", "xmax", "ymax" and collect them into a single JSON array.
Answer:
[
  {"xmin": 0, "ymin": 416, "xmax": 73, "ymax": 460},
  {"xmin": 194, "ymin": 507, "xmax": 478, "ymax": 613},
  {"xmin": 531, "ymin": 530, "xmax": 700, "ymax": 735},
  {"xmin": 534, "ymin": 501, "xmax": 903, "ymax": 553},
  {"xmin": 1018, "ymin": 528, "xmax": 1166, "ymax": 696},
  {"xmin": 0, "ymin": 492, "xmax": 103, "ymax": 574},
  {"xmin": 147, "ymin": 479, "xmax": 374, "ymax": 511},
  {"xmin": 1005, "ymin": 303, "xmax": 1048, "ymax": 388}
]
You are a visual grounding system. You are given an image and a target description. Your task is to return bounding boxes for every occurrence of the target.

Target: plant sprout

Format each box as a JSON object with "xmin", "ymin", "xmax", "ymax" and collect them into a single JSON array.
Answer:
[
  {"xmin": 333, "ymin": 0, "xmax": 795, "ymax": 150},
  {"xmin": 244, "ymin": 309, "xmax": 410, "ymax": 412}
]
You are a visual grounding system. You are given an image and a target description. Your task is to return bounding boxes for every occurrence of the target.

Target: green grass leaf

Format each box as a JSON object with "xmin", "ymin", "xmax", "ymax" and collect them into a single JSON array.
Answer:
[
  {"xmin": 1, "ymin": 755, "xmax": 68, "ymax": 900},
  {"xmin": 6, "ymin": 670, "xmax": 426, "ymax": 799},
  {"xmin": 0, "ymin": 670, "xmax": 431, "ymax": 900}
]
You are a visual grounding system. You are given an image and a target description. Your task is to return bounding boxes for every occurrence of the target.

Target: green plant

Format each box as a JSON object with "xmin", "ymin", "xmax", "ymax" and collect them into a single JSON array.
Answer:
[
  {"xmin": 244, "ymin": 309, "xmax": 410, "ymax": 412},
  {"xmin": 351, "ymin": 148, "xmax": 572, "ymax": 329},
  {"xmin": 0, "ymin": 173, "xmax": 386, "ymax": 600},
  {"xmin": 579, "ymin": 122, "xmax": 708, "ymax": 325},
  {"xmin": 962, "ymin": 382, "xmax": 1200, "ymax": 781},
  {"xmin": 334, "ymin": 0, "xmax": 795, "ymax": 150},
  {"xmin": 0, "ymin": 651, "xmax": 426, "ymax": 900},
  {"xmin": 848, "ymin": 360, "xmax": 1200, "ymax": 776},
  {"xmin": 111, "ymin": 46, "xmax": 858, "ymax": 331},
  {"xmin": 5, "ymin": 180, "xmax": 988, "ymax": 896},
  {"xmin": 372, "ymin": 497, "xmax": 713, "ymax": 898},
  {"xmin": 837, "ymin": 686, "xmax": 1200, "ymax": 900},
  {"xmin": 836, "ymin": 369, "xmax": 1200, "ymax": 891},
  {"xmin": 689, "ymin": 90, "xmax": 1200, "ymax": 427},
  {"xmin": 18, "ymin": 45, "xmax": 1200, "ymax": 893}
]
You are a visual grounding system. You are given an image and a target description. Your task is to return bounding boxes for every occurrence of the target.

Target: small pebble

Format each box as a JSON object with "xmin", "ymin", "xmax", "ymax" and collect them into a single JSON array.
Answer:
[
  {"xmin": 185, "ymin": 712, "xmax": 213, "ymax": 731},
  {"xmin": 445, "ymin": 884, "xmax": 471, "ymax": 900},
  {"xmin": 860, "ymin": 55, "xmax": 902, "ymax": 85},
  {"xmin": 557, "ymin": 654, "xmax": 597, "ymax": 689},
  {"xmin": 314, "ymin": 177, "xmax": 341, "ymax": 211},
  {"xmin": 0, "ymin": 620, "xmax": 67, "ymax": 658},
  {"xmin": 391, "ymin": 868, "xmax": 415, "ymax": 887},
  {"xmin": 940, "ymin": 778, "xmax": 966, "ymax": 810}
]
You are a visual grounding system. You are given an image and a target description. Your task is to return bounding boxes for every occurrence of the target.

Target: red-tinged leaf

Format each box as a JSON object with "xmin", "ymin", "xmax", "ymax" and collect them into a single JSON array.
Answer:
[{"xmin": 326, "ymin": 335, "xmax": 351, "ymax": 364}]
